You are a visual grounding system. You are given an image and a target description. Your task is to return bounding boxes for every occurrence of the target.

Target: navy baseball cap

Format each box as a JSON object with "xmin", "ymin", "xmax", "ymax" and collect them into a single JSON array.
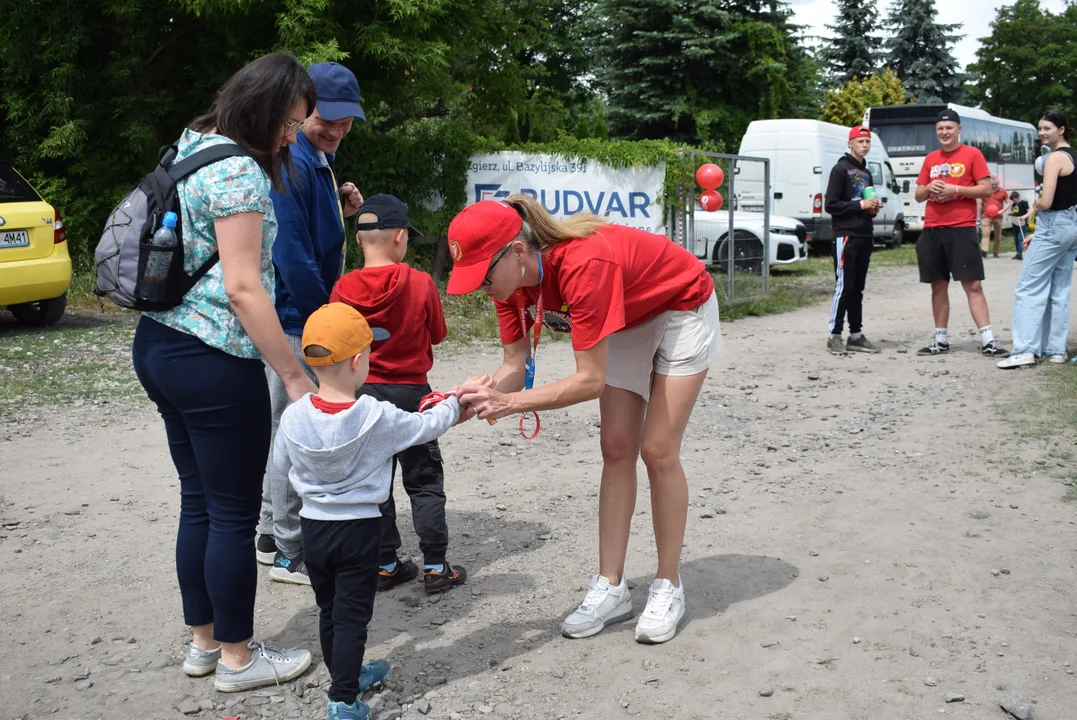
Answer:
[
  {"xmin": 307, "ymin": 62, "xmax": 365, "ymax": 121},
  {"xmin": 936, "ymin": 108, "xmax": 961, "ymax": 124},
  {"xmin": 355, "ymin": 195, "xmax": 423, "ymax": 238}
]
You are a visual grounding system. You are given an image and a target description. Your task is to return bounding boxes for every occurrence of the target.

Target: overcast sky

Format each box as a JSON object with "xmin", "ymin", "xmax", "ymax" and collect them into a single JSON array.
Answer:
[{"xmin": 787, "ymin": 0, "xmax": 1070, "ymax": 71}]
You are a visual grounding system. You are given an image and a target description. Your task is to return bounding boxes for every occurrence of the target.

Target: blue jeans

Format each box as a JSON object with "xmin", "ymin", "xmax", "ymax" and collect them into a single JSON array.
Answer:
[
  {"xmin": 1011, "ymin": 207, "xmax": 1077, "ymax": 357},
  {"xmin": 132, "ymin": 316, "xmax": 270, "ymax": 642},
  {"xmin": 1013, "ymin": 223, "xmax": 1025, "ymax": 255}
]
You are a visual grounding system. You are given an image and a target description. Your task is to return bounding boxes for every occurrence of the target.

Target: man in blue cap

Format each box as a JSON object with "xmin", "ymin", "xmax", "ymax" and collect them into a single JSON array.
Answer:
[{"xmin": 258, "ymin": 62, "xmax": 368, "ymax": 585}]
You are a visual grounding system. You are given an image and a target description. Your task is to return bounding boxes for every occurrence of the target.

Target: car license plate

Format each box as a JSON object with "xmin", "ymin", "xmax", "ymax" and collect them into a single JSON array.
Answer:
[{"xmin": 0, "ymin": 230, "xmax": 30, "ymax": 249}]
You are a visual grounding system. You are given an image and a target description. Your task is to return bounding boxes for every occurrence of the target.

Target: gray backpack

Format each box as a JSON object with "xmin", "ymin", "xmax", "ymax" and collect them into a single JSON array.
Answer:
[{"xmin": 94, "ymin": 142, "xmax": 251, "ymax": 310}]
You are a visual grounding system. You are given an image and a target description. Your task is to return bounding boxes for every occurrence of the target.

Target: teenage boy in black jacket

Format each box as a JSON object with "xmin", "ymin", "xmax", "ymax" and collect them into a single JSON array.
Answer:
[{"xmin": 824, "ymin": 125, "xmax": 883, "ymax": 355}]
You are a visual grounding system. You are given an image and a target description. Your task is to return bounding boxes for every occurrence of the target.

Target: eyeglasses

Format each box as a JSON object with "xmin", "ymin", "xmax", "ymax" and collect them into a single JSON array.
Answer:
[
  {"xmin": 284, "ymin": 119, "xmax": 305, "ymax": 135},
  {"xmin": 482, "ymin": 244, "xmax": 514, "ymax": 287}
]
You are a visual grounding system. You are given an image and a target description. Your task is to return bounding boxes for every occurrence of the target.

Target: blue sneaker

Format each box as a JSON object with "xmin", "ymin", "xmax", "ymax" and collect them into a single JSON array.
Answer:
[
  {"xmin": 359, "ymin": 658, "xmax": 390, "ymax": 692},
  {"xmin": 328, "ymin": 700, "xmax": 370, "ymax": 720}
]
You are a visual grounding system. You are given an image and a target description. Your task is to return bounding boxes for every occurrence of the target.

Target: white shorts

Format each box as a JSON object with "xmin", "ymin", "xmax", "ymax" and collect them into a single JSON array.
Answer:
[{"xmin": 605, "ymin": 291, "xmax": 721, "ymax": 401}]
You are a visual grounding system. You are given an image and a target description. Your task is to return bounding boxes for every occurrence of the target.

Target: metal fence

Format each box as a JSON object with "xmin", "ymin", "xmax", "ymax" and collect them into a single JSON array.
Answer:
[{"xmin": 667, "ymin": 152, "xmax": 774, "ymax": 304}]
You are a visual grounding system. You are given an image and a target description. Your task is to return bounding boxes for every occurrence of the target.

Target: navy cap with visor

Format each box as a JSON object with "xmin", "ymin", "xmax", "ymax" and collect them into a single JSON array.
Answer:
[
  {"xmin": 355, "ymin": 194, "xmax": 423, "ymax": 238},
  {"xmin": 308, "ymin": 62, "xmax": 366, "ymax": 121}
]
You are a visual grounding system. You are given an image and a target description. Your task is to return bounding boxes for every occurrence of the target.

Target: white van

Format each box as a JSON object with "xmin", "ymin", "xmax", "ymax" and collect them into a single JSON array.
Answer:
[{"xmin": 736, "ymin": 119, "xmax": 905, "ymax": 249}]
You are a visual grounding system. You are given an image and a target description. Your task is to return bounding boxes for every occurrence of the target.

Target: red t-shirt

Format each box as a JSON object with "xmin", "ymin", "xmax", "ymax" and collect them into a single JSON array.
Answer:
[
  {"xmin": 984, "ymin": 188, "xmax": 1008, "ymax": 218},
  {"xmin": 916, "ymin": 145, "xmax": 990, "ymax": 228},
  {"xmin": 494, "ymin": 224, "xmax": 715, "ymax": 351},
  {"xmin": 310, "ymin": 396, "xmax": 355, "ymax": 415}
]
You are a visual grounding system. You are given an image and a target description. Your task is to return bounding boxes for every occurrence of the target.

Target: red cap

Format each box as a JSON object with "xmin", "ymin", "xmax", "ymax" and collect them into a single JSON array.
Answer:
[
  {"xmin": 849, "ymin": 125, "xmax": 872, "ymax": 140},
  {"xmin": 446, "ymin": 201, "xmax": 523, "ymax": 295}
]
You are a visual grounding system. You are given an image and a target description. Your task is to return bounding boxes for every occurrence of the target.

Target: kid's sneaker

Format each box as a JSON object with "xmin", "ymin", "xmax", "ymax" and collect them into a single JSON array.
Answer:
[{"xmin": 423, "ymin": 563, "xmax": 467, "ymax": 593}]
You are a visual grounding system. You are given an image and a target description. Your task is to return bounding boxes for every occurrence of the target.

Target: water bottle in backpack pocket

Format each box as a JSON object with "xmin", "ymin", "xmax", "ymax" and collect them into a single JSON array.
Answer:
[
  {"xmin": 140, "ymin": 211, "xmax": 178, "ymax": 303},
  {"xmin": 94, "ymin": 142, "xmax": 251, "ymax": 311}
]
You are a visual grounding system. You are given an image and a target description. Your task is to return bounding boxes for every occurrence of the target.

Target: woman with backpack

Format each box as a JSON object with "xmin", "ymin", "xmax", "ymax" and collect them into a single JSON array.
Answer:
[{"xmin": 130, "ymin": 53, "xmax": 318, "ymax": 691}]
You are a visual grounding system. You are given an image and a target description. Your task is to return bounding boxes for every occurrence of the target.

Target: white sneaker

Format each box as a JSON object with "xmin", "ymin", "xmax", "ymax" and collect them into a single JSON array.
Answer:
[
  {"xmin": 998, "ymin": 352, "xmax": 1035, "ymax": 369},
  {"xmin": 560, "ymin": 574, "xmax": 633, "ymax": 639},
  {"xmin": 634, "ymin": 577, "xmax": 685, "ymax": 644},
  {"xmin": 1047, "ymin": 355, "xmax": 1067, "ymax": 364}
]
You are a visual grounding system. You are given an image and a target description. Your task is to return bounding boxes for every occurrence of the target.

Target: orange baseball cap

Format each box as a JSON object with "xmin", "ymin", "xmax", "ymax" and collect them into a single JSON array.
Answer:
[
  {"xmin": 446, "ymin": 200, "xmax": 523, "ymax": 295},
  {"xmin": 302, "ymin": 303, "xmax": 389, "ymax": 366}
]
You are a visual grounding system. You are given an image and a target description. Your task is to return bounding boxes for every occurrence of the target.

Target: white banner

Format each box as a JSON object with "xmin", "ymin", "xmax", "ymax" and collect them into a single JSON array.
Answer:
[{"xmin": 465, "ymin": 151, "xmax": 666, "ymax": 233}]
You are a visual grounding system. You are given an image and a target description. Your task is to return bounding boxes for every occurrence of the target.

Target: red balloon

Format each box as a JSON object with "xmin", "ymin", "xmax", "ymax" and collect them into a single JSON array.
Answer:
[
  {"xmin": 696, "ymin": 163, "xmax": 725, "ymax": 191},
  {"xmin": 985, "ymin": 202, "xmax": 1001, "ymax": 218},
  {"xmin": 699, "ymin": 190, "xmax": 723, "ymax": 212}
]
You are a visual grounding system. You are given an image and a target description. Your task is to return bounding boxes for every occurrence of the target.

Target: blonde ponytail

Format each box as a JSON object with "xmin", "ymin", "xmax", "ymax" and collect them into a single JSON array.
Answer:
[{"xmin": 505, "ymin": 193, "xmax": 609, "ymax": 249}]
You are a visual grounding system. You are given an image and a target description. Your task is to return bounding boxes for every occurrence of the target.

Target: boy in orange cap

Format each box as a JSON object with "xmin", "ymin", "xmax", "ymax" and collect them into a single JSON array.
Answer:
[{"xmin": 273, "ymin": 302, "xmax": 482, "ymax": 720}]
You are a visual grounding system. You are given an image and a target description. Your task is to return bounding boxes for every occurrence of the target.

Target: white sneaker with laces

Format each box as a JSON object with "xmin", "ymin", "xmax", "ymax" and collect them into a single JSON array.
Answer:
[
  {"xmin": 560, "ymin": 574, "xmax": 633, "ymax": 639},
  {"xmin": 1047, "ymin": 355, "xmax": 1067, "ymax": 364},
  {"xmin": 998, "ymin": 352, "xmax": 1035, "ymax": 369},
  {"xmin": 634, "ymin": 577, "xmax": 685, "ymax": 644}
]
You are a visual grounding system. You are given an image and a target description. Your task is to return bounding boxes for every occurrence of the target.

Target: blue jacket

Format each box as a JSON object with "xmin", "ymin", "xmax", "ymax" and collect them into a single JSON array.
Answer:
[{"xmin": 271, "ymin": 133, "xmax": 347, "ymax": 335}]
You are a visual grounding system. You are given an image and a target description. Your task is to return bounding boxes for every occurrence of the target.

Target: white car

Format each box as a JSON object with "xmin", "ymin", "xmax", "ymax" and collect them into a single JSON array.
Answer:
[{"xmin": 685, "ymin": 209, "xmax": 808, "ymax": 273}]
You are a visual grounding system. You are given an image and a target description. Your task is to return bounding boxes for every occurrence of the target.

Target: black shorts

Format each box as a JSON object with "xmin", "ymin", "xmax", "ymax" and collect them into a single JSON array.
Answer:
[{"xmin": 916, "ymin": 226, "xmax": 985, "ymax": 283}]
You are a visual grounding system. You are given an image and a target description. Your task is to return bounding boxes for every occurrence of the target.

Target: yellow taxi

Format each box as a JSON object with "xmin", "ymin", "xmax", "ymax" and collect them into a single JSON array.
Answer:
[{"xmin": 0, "ymin": 162, "xmax": 71, "ymax": 326}]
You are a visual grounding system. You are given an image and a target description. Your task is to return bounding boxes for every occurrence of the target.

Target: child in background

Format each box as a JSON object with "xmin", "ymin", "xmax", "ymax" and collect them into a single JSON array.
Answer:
[
  {"xmin": 274, "ymin": 302, "xmax": 477, "ymax": 720},
  {"xmin": 330, "ymin": 194, "xmax": 467, "ymax": 593}
]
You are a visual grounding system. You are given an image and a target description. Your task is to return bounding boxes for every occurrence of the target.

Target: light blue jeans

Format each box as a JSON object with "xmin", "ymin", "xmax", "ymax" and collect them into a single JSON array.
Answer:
[{"xmin": 1011, "ymin": 207, "xmax": 1077, "ymax": 357}]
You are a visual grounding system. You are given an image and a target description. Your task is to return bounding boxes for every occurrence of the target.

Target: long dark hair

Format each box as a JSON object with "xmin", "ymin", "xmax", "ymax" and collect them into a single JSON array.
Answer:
[
  {"xmin": 190, "ymin": 53, "xmax": 317, "ymax": 190},
  {"xmin": 1041, "ymin": 109, "xmax": 1074, "ymax": 141}
]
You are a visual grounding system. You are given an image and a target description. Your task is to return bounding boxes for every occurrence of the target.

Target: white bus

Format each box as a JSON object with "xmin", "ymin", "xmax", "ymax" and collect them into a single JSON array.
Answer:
[{"xmin": 863, "ymin": 103, "xmax": 1038, "ymax": 233}]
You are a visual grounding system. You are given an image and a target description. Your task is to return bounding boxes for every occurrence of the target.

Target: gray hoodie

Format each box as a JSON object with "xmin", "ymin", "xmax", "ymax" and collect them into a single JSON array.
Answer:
[{"xmin": 273, "ymin": 393, "xmax": 461, "ymax": 521}]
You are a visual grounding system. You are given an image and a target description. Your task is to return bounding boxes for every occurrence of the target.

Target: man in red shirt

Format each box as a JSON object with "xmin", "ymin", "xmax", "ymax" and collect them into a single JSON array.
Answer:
[
  {"xmin": 979, "ymin": 176, "xmax": 1012, "ymax": 258},
  {"xmin": 913, "ymin": 108, "xmax": 1009, "ymax": 357}
]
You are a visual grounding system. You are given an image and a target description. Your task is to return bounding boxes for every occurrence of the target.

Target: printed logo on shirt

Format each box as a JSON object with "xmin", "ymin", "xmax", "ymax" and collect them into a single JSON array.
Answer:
[
  {"xmin": 527, "ymin": 304, "xmax": 572, "ymax": 333},
  {"xmin": 928, "ymin": 162, "xmax": 966, "ymax": 179}
]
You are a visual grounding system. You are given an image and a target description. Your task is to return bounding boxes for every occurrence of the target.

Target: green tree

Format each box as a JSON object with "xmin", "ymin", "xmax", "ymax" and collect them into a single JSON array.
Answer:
[
  {"xmin": 819, "ymin": 68, "xmax": 909, "ymax": 127},
  {"xmin": 0, "ymin": 0, "xmax": 589, "ymax": 271},
  {"xmin": 589, "ymin": 0, "xmax": 820, "ymax": 147},
  {"xmin": 967, "ymin": 0, "xmax": 1077, "ymax": 124},
  {"xmin": 819, "ymin": 0, "xmax": 881, "ymax": 84},
  {"xmin": 882, "ymin": 0, "xmax": 965, "ymax": 103},
  {"xmin": 593, "ymin": 114, "xmax": 610, "ymax": 140}
]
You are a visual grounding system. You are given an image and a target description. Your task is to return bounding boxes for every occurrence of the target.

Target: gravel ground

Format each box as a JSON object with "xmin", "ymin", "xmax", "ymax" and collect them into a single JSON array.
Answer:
[{"xmin": 2, "ymin": 258, "xmax": 1076, "ymax": 720}]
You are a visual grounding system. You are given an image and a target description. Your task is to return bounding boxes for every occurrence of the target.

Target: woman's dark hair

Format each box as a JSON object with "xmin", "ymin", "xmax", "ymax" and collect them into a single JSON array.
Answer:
[
  {"xmin": 1040, "ymin": 109, "xmax": 1074, "ymax": 141},
  {"xmin": 190, "ymin": 52, "xmax": 317, "ymax": 190}
]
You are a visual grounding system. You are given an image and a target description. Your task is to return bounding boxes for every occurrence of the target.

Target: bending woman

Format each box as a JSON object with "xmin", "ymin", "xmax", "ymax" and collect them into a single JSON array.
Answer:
[
  {"xmin": 999, "ymin": 109, "xmax": 1077, "ymax": 368},
  {"xmin": 450, "ymin": 196, "xmax": 721, "ymax": 644},
  {"xmin": 131, "ymin": 53, "xmax": 317, "ymax": 690}
]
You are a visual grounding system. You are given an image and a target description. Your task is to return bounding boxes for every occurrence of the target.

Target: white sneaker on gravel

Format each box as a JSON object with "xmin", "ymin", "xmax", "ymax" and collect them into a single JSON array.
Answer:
[
  {"xmin": 998, "ymin": 352, "xmax": 1035, "ymax": 369},
  {"xmin": 560, "ymin": 574, "xmax": 633, "ymax": 639},
  {"xmin": 214, "ymin": 639, "xmax": 311, "ymax": 692},
  {"xmin": 182, "ymin": 642, "xmax": 221, "ymax": 677},
  {"xmin": 634, "ymin": 577, "xmax": 685, "ymax": 644}
]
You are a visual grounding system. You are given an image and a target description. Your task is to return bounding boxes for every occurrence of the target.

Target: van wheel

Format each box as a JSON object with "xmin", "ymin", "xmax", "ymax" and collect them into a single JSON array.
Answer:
[
  {"xmin": 886, "ymin": 222, "xmax": 904, "ymax": 250},
  {"xmin": 9, "ymin": 293, "xmax": 67, "ymax": 327},
  {"xmin": 714, "ymin": 230, "xmax": 765, "ymax": 275}
]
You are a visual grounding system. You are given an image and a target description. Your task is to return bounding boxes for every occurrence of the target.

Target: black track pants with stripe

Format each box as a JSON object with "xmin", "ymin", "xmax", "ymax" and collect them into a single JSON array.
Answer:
[{"xmin": 828, "ymin": 235, "xmax": 873, "ymax": 335}]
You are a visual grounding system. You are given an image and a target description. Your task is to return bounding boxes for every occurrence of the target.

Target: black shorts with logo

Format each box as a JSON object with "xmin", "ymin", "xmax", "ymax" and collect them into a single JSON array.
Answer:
[{"xmin": 916, "ymin": 226, "xmax": 985, "ymax": 283}]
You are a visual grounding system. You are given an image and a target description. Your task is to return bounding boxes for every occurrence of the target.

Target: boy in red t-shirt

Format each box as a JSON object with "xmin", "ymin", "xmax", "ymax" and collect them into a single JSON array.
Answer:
[
  {"xmin": 329, "ymin": 195, "xmax": 467, "ymax": 594},
  {"xmin": 979, "ymin": 176, "xmax": 1012, "ymax": 258},
  {"xmin": 913, "ymin": 108, "xmax": 1009, "ymax": 357}
]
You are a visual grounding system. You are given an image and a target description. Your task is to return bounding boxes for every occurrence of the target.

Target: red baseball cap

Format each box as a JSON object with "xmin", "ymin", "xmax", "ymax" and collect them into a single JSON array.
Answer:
[
  {"xmin": 848, "ymin": 125, "xmax": 872, "ymax": 140},
  {"xmin": 446, "ymin": 200, "xmax": 523, "ymax": 295}
]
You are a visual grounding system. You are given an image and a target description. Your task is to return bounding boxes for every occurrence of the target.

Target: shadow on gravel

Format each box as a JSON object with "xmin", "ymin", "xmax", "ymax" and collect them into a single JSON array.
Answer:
[
  {"xmin": 275, "ymin": 543, "xmax": 796, "ymax": 693},
  {"xmin": 0, "ymin": 307, "xmax": 132, "ymax": 334}
]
